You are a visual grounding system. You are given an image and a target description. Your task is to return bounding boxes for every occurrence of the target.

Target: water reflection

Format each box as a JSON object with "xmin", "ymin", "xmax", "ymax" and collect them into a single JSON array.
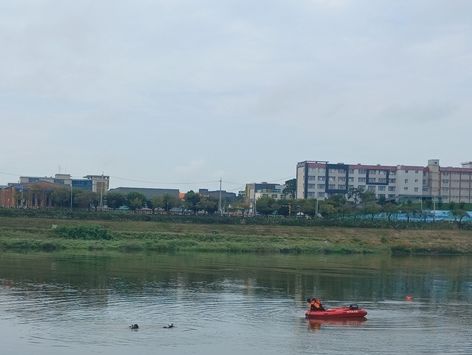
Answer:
[
  {"xmin": 307, "ymin": 318, "xmax": 367, "ymax": 331},
  {"xmin": 0, "ymin": 252, "xmax": 471, "ymax": 355}
]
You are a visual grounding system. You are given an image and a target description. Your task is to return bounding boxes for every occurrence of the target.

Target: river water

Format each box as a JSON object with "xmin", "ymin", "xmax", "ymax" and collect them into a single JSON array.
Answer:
[{"xmin": 0, "ymin": 252, "xmax": 471, "ymax": 354}]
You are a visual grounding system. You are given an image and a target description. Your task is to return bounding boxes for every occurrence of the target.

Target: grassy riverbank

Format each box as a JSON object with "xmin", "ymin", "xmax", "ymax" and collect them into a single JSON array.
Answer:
[{"xmin": 0, "ymin": 216, "xmax": 472, "ymax": 255}]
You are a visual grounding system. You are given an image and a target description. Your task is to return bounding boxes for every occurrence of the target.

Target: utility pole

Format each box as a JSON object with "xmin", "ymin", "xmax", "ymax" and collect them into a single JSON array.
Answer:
[
  {"xmin": 218, "ymin": 178, "xmax": 223, "ymax": 216},
  {"xmin": 253, "ymin": 186, "xmax": 257, "ymax": 216},
  {"xmin": 70, "ymin": 183, "xmax": 73, "ymax": 210}
]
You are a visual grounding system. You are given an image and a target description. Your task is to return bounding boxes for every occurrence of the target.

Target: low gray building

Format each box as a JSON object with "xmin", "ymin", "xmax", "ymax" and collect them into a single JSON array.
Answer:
[
  {"xmin": 108, "ymin": 187, "xmax": 180, "ymax": 200},
  {"xmin": 198, "ymin": 189, "xmax": 237, "ymax": 201}
]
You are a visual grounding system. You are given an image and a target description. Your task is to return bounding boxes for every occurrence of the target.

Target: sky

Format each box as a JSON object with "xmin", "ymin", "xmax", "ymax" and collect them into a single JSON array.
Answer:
[{"xmin": 1, "ymin": 0, "xmax": 471, "ymax": 192}]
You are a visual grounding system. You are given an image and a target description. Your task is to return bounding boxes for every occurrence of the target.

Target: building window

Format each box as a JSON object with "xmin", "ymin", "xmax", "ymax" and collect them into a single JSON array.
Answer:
[
  {"xmin": 404, "ymin": 179, "xmax": 408, "ymax": 183},
  {"xmin": 404, "ymin": 187, "xmax": 408, "ymax": 191},
  {"xmin": 348, "ymin": 177, "xmax": 354, "ymax": 182},
  {"xmin": 388, "ymin": 194, "xmax": 395, "ymax": 198},
  {"xmin": 389, "ymin": 178, "xmax": 396, "ymax": 183},
  {"xmin": 318, "ymin": 192, "xmax": 325, "ymax": 197},
  {"xmin": 378, "ymin": 186, "xmax": 386, "ymax": 191},
  {"xmin": 318, "ymin": 176, "xmax": 325, "ymax": 182},
  {"xmin": 358, "ymin": 177, "xmax": 366, "ymax": 183},
  {"xmin": 388, "ymin": 186, "xmax": 395, "ymax": 191},
  {"xmin": 414, "ymin": 187, "xmax": 419, "ymax": 192},
  {"xmin": 317, "ymin": 184, "xmax": 325, "ymax": 189},
  {"xmin": 359, "ymin": 169, "xmax": 366, "ymax": 174}
]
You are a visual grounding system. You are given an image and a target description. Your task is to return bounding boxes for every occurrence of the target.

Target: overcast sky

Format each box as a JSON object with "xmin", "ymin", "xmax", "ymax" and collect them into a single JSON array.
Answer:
[{"xmin": 1, "ymin": 0, "xmax": 471, "ymax": 192}]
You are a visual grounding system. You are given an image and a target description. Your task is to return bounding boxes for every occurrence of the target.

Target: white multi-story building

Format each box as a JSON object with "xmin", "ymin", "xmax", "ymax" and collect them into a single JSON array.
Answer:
[
  {"xmin": 245, "ymin": 182, "xmax": 285, "ymax": 202},
  {"xmin": 296, "ymin": 159, "xmax": 472, "ymax": 203},
  {"xmin": 245, "ymin": 182, "xmax": 285, "ymax": 214}
]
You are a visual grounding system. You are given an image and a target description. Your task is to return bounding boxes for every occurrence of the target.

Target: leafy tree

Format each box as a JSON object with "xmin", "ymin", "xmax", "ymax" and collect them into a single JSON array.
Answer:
[
  {"xmin": 126, "ymin": 192, "xmax": 146, "ymax": 210},
  {"xmin": 51, "ymin": 187, "xmax": 70, "ymax": 208},
  {"xmin": 256, "ymin": 196, "xmax": 279, "ymax": 215},
  {"xmin": 329, "ymin": 194, "xmax": 346, "ymax": 207},
  {"xmin": 106, "ymin": 192, "xmax": 127, "ymax": 209},
  {"xmin": 276, "ymin": 199, "xmax": 292, "ymax": 216},
  {"xmin": 198, "ymin": 197, "xmax": 218, "ymax": 214},
  {"xmin": 402, "ymin": 200, "xmax": 417, "ymax": 223},
  {"xmin": 74, "ymin": 190, "xmax": 99, "ymax": 210},
  {"xmin": 423, "ymin": 198, "xmax": 433, "ymax": 209},
  {"xmin": 152, "ymin": 194, "xmax": 179, "ymax": 212},
  {"xmin": 185, "ymin": 190, "xmax": 201, "ymax": 214},
  {"xmin": 319, "ymin": 201, "xmax": 337, "ymax": 217},
  {"xmin": 382, "ymin": 201, "xmax": 398, "ymax": 222},
  {"xmin": 360, "ymin": 190, "xmax": 376, "ymax": 205},
  {"xmin": 378, "ymin": 195, "xmax": 387, "ymax": 206},
  {"xmin": 146, "ymin": 198, "xmax": 154, "ymax": 210},
  {"xmin": 451, "ymin": 204, "xmax": 468, "ymax": 226},
  {"xmin": 300, "ymin": 199, "xmax": 318, "ymax": 217},
  {"xmin": 363, "ymin": 201, "xmax": 381, "ymax": 221}
]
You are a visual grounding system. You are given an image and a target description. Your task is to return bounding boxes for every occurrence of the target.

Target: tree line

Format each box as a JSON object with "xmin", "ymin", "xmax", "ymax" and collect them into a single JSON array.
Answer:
[
  {"xmin": 14, "ymin": 183, "xmax": 472, "ymax": 223},
  {"xmin": 255, "ymin": 188, "xmax": 471, "ymax": 222}
]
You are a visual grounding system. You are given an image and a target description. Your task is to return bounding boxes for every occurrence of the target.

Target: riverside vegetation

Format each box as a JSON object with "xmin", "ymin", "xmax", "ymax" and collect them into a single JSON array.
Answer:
[{"xmin": 1, "ymin": 212, "xmax": 472, "ymax": 255}]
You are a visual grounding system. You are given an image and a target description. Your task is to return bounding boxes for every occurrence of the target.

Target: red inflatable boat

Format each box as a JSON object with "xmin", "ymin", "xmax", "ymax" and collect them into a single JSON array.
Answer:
[{"xmin": 305, "ymin": 305, "xmax": 367, "ymax": 319}]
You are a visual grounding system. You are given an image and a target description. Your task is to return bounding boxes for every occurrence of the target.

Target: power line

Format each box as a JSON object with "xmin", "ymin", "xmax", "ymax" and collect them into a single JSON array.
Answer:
[
  {"xmin": 0, "ymin": 171, "xmax": 22, "ymax": 177},
  {"xmin": 110, "ymin": 175, "xmax": 220, "ymax": 186}
]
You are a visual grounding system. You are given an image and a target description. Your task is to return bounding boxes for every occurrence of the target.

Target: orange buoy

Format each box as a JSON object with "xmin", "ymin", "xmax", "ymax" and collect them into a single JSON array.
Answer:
[{"xmin": 405, "ymin": 295, "xmax": 413, "ymax": 301}]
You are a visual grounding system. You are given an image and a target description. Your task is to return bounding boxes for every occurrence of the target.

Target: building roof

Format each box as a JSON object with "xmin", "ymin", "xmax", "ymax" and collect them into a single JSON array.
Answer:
[{"xmin": 440, "ymin": 167, "xmax": 472, "ymax": 173}]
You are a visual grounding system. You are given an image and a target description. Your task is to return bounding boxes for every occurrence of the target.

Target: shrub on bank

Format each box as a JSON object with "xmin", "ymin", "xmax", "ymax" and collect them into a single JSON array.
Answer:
[{"xmin": 54, "ymin": 225, "xmax": 112, "ymax": 240}]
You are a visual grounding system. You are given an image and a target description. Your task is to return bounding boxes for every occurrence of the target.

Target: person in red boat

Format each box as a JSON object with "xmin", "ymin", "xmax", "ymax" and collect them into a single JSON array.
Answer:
[{"xmin": 308, "ymin": 298, "xmax": 325, "ymax": 312}]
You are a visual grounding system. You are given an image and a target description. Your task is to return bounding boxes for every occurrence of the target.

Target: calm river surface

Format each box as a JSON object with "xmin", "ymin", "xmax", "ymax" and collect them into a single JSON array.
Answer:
[{"xmin": 0, "ymin": 252, "xmax": 471, "ymax": 354}]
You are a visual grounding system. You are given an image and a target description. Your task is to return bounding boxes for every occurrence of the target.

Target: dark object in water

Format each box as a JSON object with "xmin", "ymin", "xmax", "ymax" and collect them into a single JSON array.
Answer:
[
  {"xmin": 129, "ymin": 324, "xmax": 139, "ymax": 330},
  {"xmin": 163, "ymin": 323, "xmax": 174, "ymax": 329}
]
